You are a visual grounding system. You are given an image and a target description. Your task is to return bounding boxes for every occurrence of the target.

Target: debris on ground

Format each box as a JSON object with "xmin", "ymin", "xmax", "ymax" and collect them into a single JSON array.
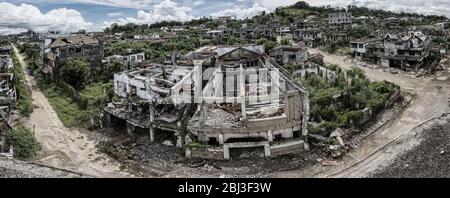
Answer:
[{"xmin": 372, "ymin": 116, "xmax": 450, "ymax": 178}]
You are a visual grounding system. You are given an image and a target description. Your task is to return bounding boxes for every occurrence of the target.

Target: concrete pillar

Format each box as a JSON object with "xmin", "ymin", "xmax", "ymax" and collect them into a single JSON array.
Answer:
[
  {"xmin": 194, "ymin": 60, "xmax": 203, "ymax": 103},
  {"xmin": 185, "ymin": 148, "xmax": 191, "ymax": 158},
  {"xmin": 106, "ymin": 113, "xmax": 111, "ymax": 123},
  {"xmin": 239, "ymin": 64, "xmax": 246, "ymax": 119},
  {"xmin": 218, "ymin": 133, "xmax": 224, "ymax": 145},
  {"xmin": 267, "ymin": 130, "xmax": 273, "ymax": 142},
  {"xmin": 264, "ymin": 144, "xmax": 271, "ymax": 157},
  {"xmin": 149, "ymin": 103, "xmax": 155, "ymax": 142},
  {"xmin": 126, "ymin": 122, "xmax": 134, "ymax": 135},
  {"xmin": 149, "ymin": 128, "xmax": 155, "ymax": 142},
  {"xmin": 223, "ymin": 145, "xmax": 230, "ymax": 159}
]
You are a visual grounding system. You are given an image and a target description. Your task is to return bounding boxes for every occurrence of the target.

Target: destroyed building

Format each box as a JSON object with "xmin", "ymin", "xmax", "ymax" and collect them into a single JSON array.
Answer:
[
  {"xmin": 104, "ymin": 48, "xmax": 145, "ymax": 69},
  {"xmin": 44, "ymin": 34, "xmax": 104, "ymax": 74},
  {"xmin": 351, "ymin": 31, "xmax": 432, "ymax": 70},
  {"xmin": 270, "ymin": 44, "xmax": 308, "ymax": 66},
  {"xmin": 105, "ymin": 45, "xmax": 310, "ymax": 159},
  {"xmin": 328, "ymin": 12, "xmax": 352, "ymax": 28},
  {"xmin": 0, "ymin": 46, "xmax": 15, "ymax": 158}
]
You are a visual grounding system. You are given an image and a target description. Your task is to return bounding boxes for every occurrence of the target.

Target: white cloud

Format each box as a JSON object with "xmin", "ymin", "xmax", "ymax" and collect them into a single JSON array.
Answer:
[
  {"xmin": 107, "ymin": 12, "xmax": 124, "ymax": 17},
  {"xmin": 104, "ymin": 0, "xmax": 193, "ymax": 26},
  {"xmin": 0, "ymin": 2, "xmax": 92, "ymax": 33},
  {"xmin": 303, "ymin": 0, "xmax": 450, "ymax": 18},
  {"xmin": 253, "ymin": 0, "xmax": 299, "ymax": 9},
  {"xmin": 193, "ymin": 0, "xmax": 205, "ymax": 6},
  {"xmin": 0, "ymin": 27, "xmax": 29, "ymax": 35},
  {"xmin": 210, "ymin": 3, "xmax": 268, "ymax": 19},
  {"xmin": 65, "ymin": 0, "xmax": 159, "ymax": 9}
]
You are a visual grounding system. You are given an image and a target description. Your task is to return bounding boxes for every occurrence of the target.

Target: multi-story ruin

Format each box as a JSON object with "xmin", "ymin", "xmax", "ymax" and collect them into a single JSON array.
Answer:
[
  {"xmin": 351, "ymin": 31, "xmax": 432, "ymax": 70},
  {"xmin": 0, "ymin": 46, "xmax": 15, "ymax": 158},
  {"xmin": 44, "ymin": 34, "xmax": 104, "ymax": 73},
  {"xmin": 105, "ymin": 45, "xmax": 310, "ymax": 159},
  {"xmin": 329, "ymin": 12, "xmax": 352, "ymax": 28},
  {"xmin": 270, "ymin": 44, "xmax": 308, "ymax": 66}
]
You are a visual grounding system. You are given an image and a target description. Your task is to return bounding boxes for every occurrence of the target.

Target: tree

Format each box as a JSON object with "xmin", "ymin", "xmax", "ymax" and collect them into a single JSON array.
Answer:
[
  {"xmin": 100, "ymin": 61, "xmax": 123, "ymax": 82},
  {"xmin": 257, "ymin": 38, "xmax": 277, "ymax": 52},
  {"xmin": 292, "ymin": 1, "xmax": 310, "ymax": 9},
  {"xmin": 280, "ymin": 38, "xmax": 292, "ymax": 46},
  {"xmin": 58, "ymin": 58, "xmax": 92, "ymax": 90}
]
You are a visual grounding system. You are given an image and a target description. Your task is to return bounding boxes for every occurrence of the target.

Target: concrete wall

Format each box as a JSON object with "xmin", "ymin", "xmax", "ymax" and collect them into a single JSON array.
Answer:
[
  {"xmin": 294, "ymin": 65, "xmax": 339, "ymax": 83},
  {"xmin": 113, "ymin": 72, "xmax": 153, "ymax": 100},
  {"xmin": 186, "ymin": 147, "xmax": 224, "ymax": 160},
  {"xmin": 270, "ymin": 140, "xmax": 304, "ymax": 157}
]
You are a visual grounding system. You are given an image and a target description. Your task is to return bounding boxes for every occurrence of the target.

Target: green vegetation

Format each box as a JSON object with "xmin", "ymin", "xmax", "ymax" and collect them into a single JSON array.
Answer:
[
  {"xmin": 257, "ymin": 38, "xmax": 278, "ymax": 52},
  {"xmin": 6, "ymin": 125, "xmax": 41, "ymax": 160},
  {"xmin": 282, "ymin": 8, "xmax": 314, "ymax": 19},
  {"xmin": 300, "ymin": 67, "xmax": 399, "ymax": 135},
  {"xmin": 18, "ymin": 42, "xmax": 41, "ymax": 75},
  {"xmin": 41, "ymin": 81, "xmax": 113, "ymax": 128},
  {"xmin": 57, "ymin": 58, "xmax": 92, "ymax": 90},
  {"xmin": 12, "ymin": 49, "xmax": 34, "ymax": 117},
  {"xmin": 17, "ymin": 42, "xmax": 113, "ymax": 129}
]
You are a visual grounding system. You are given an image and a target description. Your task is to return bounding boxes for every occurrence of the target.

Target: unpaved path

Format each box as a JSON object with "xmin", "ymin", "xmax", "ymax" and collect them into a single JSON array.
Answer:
[
  {"xmin": 268, "ymin": 49, "xmax": 450, "ymax": 178},
  {"xmin": 12, "ymin": 44, "xmax": 133, "ymax": 178}
]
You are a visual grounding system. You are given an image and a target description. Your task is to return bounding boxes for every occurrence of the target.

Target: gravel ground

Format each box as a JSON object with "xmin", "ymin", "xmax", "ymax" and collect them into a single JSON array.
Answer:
[
  {"xmin": 372, "ymin": 117, "xmax": 450, "ymax": 178},
  {"xmin": 0, "ymin": 157, "xmax": 86, "ymax": 178},
  {"xmin": 0, "ymin": 167, "xmax": 32, "ymax": 178}
]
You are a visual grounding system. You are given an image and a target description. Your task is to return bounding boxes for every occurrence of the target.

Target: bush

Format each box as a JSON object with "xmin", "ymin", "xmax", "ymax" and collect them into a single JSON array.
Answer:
[
  {"xmin": 6, "ymin": 126, "xmax": 41, "ymax": 160},
  {"xmin": 58, "ymin": 58, "xmax": 92, "ymax": 90}
]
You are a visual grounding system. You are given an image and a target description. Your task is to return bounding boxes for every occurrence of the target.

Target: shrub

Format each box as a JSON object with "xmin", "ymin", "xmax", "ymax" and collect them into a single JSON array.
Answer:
[{"xmin": 6, "ymin": 126, "xmax": 41, "ymax": 160}]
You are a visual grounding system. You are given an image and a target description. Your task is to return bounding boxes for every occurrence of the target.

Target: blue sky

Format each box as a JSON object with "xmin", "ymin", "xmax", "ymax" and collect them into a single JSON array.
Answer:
[{"xmin": 0, "ymin": 0, "xmax": 449, "ymax": 34}]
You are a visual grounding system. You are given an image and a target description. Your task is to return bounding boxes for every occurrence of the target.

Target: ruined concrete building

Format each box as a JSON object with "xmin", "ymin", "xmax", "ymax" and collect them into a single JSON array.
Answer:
[
  {"xmin": 329, "ymin": 12, "xmax": 352, "ymax": 28},
  {"xmin": 351, "ymin": 31, "xmax": 432, "ymax": 70},
  {"xmin": 294, "ymin": 28, "xmax": 322, "ymax": 47},
  {"xmin": 44, "ymin": 34, "xmax": 104, "ymax": 74},
  {"xmin": 0, "ymin": 46, "xmax": 14, "ymax": 158},
  {"xmin": 104, "ymin": 48, "xmax": 145, "ymax": 69},
  {"xmin": 270, "ymin": 44, "xmax": 308, "ymax": 66},
  {"xmin": 105, "ymin": 45, "xmax": 310, "ymax": 159}
]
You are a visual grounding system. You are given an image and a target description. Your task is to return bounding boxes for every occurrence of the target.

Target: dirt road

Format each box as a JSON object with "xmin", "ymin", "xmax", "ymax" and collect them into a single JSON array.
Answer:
[
  {"xmin": 268, "ymin": 49, "xmax": 450, "ymax": 178},
  {"xmin": 12, "ymin": 44, "xmax": 133, "ymax": 178}
]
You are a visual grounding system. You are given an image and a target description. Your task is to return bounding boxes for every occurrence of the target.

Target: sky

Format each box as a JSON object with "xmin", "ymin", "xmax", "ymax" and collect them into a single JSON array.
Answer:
[{"xmin": 0, "ymin": 0, "xmax": 449, "ymax": 35}]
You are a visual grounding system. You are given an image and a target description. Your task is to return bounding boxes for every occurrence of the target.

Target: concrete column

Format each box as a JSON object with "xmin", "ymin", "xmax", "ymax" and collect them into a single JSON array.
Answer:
[
  {"xmin": 149, "ymin": 128, "xmax": 155, "ymax": 142},
  {"xmin": 149, "ymin": 103, "xmax": 155, "ymax": 142},
  {"xmin": 194, "ymin": 60, "xmax": 203, "ymax": 103},
  {"xmin": 106, "ymin": 113, "xmax": 111, "ymax": 123},
  {"xmin": 267, "ymin": 130, "xmax": 273, "ymax": 142},
  {"xmin": 218, "ymin": 133, "xmax": 224, "ymax": 145},
  {"xmin": 264, "ymin": 144, "xmax": 271, "ymax": 157},
  {"xmin": 223, "ymin": 145, "xmax": 230, "ymax": 159},
  {"xmin": 126, "ymin": 122, "xmax": 134, "ymax": 135},
  {"xmin": 185, "ymin": 148, "xmax": 191, "ymax": 158},
  {"xmin": 239, "ymin": 64, "xmax": 246, "ymax": 119}
]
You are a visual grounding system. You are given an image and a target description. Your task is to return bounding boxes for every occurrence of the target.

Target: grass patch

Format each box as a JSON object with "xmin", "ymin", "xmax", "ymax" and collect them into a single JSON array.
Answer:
[
  {"xmin": 42, "ymin": 82, "xmax": 112, "ymax": 128},
  {"xmin": 12, "ymin": 47, "xmax": 34, "ymax": 117},
  {"xmin": 44, "ymin": 86, "xmax": 84, "ymax": 127}
]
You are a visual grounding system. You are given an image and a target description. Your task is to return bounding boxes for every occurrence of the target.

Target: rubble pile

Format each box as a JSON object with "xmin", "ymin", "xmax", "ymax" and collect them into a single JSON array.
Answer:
[
  {"xmin": 99, "ymin": 129, "xmax": 320, "ymax": 177},
  {"xmin": 189, "ymin": 106, "xmax": 242, "ymax": 129},
  {"xmin": 372, "ymin": 117, "xmax": 450, "ymax": 178},
  {"xmin": 308, "ymin": 128, "xmax": 348, "ymax": 159}
]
